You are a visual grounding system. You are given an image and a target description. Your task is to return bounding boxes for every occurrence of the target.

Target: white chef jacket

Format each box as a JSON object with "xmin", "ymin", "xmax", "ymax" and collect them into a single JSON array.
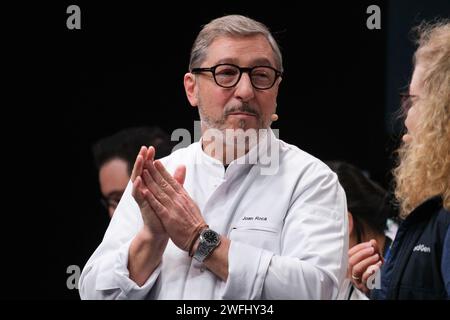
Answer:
[{"xmin": 79, "ymin": 130, "xmax": 348, "ymax": 300}]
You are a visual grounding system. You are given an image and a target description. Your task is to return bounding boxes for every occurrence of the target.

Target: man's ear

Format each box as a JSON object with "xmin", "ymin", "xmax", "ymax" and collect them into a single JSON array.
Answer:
[
  {"xmin": 277, "ymin": 76, "xmax": 282, "ymax": 86},
  {"xmin": 184, "ymin": 73, "xmax": 198, "ymax": 107},
  {"xmin": 272, "ymin": 76, "xmax": 282, "ymax": 97}
]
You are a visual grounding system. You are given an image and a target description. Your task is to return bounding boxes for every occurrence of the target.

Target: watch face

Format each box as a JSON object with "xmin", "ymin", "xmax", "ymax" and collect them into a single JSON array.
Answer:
[{"xmin": 202, "ymin": 229, "xmax": 220, "ymax": 246}]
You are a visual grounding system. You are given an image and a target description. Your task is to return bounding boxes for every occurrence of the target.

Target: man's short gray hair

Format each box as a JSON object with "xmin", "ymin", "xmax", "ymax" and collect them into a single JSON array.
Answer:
[{"xmin": 189, "ymin": 15, "xmax": 283, "ymax": 72}]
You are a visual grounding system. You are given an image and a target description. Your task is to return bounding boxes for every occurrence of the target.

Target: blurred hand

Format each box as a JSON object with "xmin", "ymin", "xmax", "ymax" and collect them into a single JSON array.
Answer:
[{"xmin": 348, "ymin": 239, "xmax": 384, "ymax": 294}]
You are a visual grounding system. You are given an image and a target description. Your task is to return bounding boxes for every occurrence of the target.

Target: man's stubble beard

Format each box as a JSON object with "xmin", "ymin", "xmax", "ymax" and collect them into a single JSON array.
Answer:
[
  {"xmin": 197, "ymin": 101, "xmax": 268, "ymax": 133},
  {"xmin": 197, "ymin": 100, "xmax": 272, "ymax": 163}
]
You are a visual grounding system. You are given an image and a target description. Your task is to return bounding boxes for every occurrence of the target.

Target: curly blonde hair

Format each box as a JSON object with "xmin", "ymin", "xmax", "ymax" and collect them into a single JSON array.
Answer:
[{"xmin": 394, "ymin": 20, "xmax": 450, "ymax": 218}]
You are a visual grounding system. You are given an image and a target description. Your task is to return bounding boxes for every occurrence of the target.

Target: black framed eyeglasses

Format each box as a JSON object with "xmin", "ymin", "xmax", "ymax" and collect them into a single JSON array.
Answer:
[
  {"xmin": 191, "ymin": 63, "xmax": 282, "ymax": 90},
  {"xmin": 100, "ymin": 191, "xmax": 124, "ymax": 212}
]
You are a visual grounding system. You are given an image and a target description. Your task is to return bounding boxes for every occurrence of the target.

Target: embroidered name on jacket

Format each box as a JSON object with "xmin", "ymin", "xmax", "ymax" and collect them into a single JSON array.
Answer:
[
  {"xmin": 242, "ymin": 216, "xmax": 268, "ymax": 221},
  {"xmin": 413, "ymin": 244, "xmax": 431, "ymax": 253}
]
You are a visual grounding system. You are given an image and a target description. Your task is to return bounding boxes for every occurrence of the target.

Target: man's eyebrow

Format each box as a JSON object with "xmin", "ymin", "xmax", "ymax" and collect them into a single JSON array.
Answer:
[
  {"xmin": 250, "ymin": 58, "xmax": 274, "ymax": 67},
  {"xmin": 215, "ymin": 58, "xmax": 238, "ymax": 65},
  {"xmin": 214, "ymin": 57, "xmax": 275, "ymax": 67}
]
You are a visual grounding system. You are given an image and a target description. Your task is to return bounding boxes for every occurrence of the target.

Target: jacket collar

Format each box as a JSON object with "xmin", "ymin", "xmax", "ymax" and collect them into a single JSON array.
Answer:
[{"xmin": 402, "ymin": 195, "xmax": 443, "ymax": 226}]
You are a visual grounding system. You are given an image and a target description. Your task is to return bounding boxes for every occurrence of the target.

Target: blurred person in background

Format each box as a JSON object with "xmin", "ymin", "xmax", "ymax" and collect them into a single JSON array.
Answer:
[
  {"xmin": 93, "ymin": 126, "xmax": 172, "ymax": 217},
  {"xmin": 326, "ymin": 161, "xmax": 398, "ymax": 299}
]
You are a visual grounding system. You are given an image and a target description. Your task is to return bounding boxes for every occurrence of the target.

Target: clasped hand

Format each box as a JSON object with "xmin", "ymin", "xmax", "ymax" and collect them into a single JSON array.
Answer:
[{"xmin": 131, "ymin": 146, "xmax": 206, "ymax": 252}]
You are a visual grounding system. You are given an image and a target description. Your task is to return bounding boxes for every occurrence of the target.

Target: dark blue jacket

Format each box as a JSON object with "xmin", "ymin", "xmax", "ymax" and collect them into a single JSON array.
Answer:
[{"xmin": 372, "ymin": 196, "xmax": 450, "ymax": 300}]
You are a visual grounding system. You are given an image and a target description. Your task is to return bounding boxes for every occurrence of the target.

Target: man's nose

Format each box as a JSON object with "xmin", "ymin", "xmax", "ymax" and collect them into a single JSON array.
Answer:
[{"xmin": 234, "ymin": 73, "xmax": 255, "ymax": 101}]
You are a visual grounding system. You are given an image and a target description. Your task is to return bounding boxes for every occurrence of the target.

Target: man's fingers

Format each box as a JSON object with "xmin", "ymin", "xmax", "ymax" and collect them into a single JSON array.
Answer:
[
  {"xmin": 154, "ymin": 161, "xmax": 184, "ymax": 193},
  {"xmin": 131, "ymin": 146, "xmax": 147, "ymax": 182},
  {"xmin": 131, "ymin": 145, "xmax": 155, "ymax": 182},
  {"xmin": 131, "ymin": 176, "xmax": 140, "ymax": 199},
  {"xmin": 145, "ymin": 159, "xmax": 177, "ymax": 197},
  {"xmin": 173, "ymin": 165, "xmax": 186, "ymax": 186},
  {"xmin": 145, "ymin": 146, "xmax": 155, "ymax": 162},
  {"xmin": 131, "ymin": 155, "xmax": 144, "ymax": 182},
  {"xmin": 143, "ymin": 189, "xmax": 168, "ymax": 221},
  {"xmin": 142, "ymin": 169, "xmax": 160, "ymax": 194},
  {"xmin": 131, "ymin": 176, "xmax": 144, "ymax": 203},
  {"xmin": 142, "ymin": 169, "xmax": 173, "ymax": 207}
]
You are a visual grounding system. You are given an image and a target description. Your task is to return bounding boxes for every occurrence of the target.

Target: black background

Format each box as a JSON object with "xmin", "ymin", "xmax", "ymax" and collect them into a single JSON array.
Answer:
[{"xmin": 3, "ymin": 0, "xmax": 449, "ymax": 300}]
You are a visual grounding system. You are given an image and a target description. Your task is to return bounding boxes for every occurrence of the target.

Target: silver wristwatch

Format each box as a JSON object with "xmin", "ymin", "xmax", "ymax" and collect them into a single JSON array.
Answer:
[{"xmin": 193, "ymin": 228, "xmax": 221, "ymax": 262}]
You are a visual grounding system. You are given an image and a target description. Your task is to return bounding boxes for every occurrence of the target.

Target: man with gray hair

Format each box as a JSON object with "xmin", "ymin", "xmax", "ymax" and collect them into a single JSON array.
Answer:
[{"xmin": 79, "ymin": 14, "xmax": 348, "ymax": 300}]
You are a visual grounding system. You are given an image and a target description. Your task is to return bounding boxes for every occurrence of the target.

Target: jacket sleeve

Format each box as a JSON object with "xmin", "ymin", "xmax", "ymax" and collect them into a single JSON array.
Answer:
[{"xmin": 78, "ymin": 182, "xmax": 160, "ymax": 299}]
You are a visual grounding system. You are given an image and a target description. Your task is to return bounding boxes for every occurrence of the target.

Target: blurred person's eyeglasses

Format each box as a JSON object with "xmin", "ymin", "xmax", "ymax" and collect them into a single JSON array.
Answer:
[
  {"xmin": 399, "ymin": 92, "xmax": 418, "ymax": 113},
  {"xmin": 191, "ymin": 64, "xmax": 282, "ymax": 90},
  {"xmin": 100, "ymin": 191, "xmax": 124, "ymax": 212}
]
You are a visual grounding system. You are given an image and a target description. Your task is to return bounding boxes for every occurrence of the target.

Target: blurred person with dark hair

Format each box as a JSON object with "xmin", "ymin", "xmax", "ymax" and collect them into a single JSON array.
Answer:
[
  {"xmin": 93, "ymin": 126, "xmax": 172, "ymax": 217},
  {"xmin": 326, "ymin": 161, "xmax": 398, "ymax": 299},
  {"xmin": 349, "ymin": 20, "xmax": 450, "ymax": 300}
]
